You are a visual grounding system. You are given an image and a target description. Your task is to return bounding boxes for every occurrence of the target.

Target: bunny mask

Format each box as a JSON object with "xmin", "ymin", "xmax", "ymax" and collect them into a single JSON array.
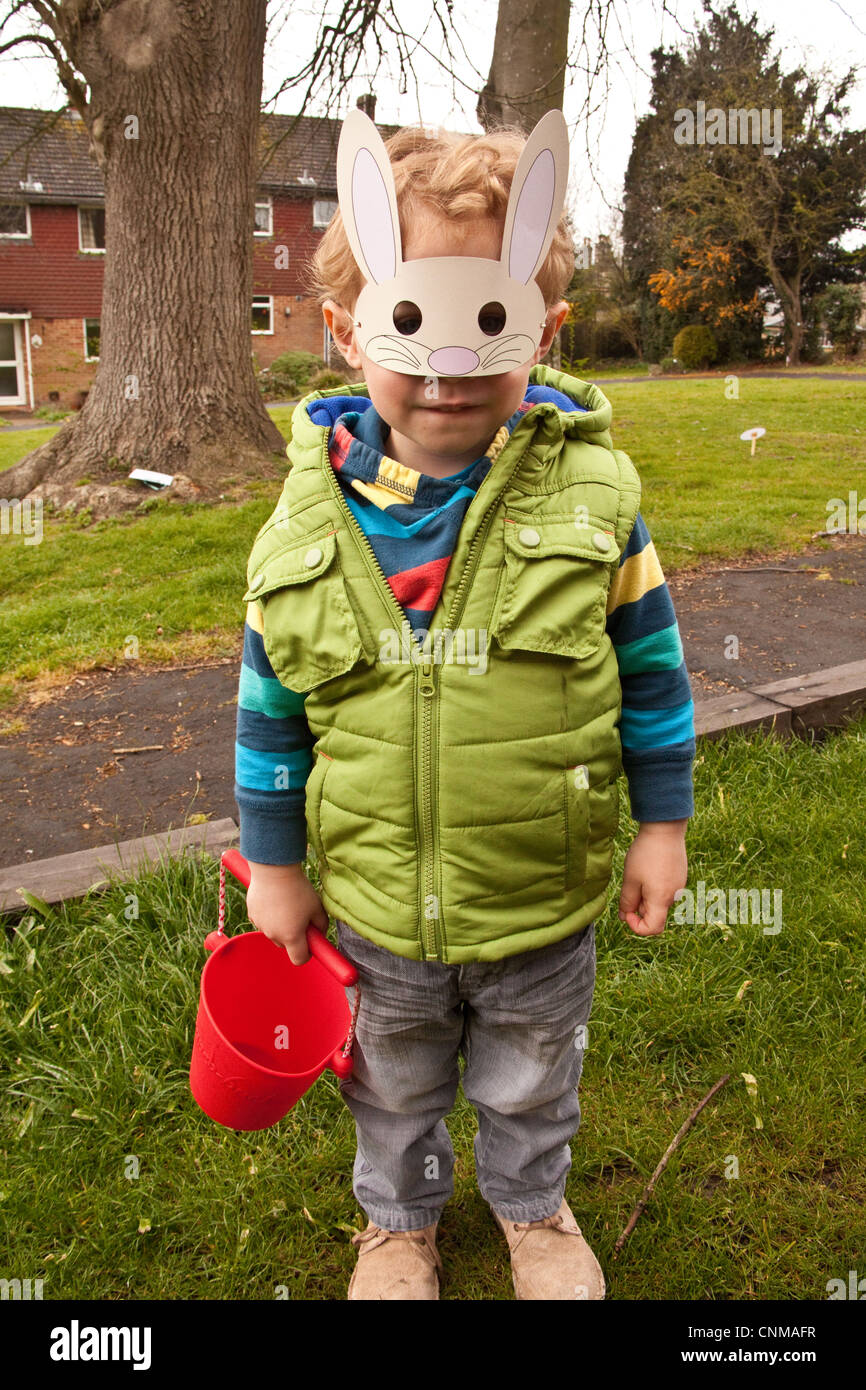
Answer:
[{"xmin": 335, "ymin": 107, "xmax": 571, "ymax": 378}]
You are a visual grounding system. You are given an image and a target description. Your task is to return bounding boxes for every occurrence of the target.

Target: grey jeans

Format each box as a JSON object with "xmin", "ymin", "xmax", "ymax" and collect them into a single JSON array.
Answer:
[{"xmin": 334, "ymin": 919, "xmax": 596, "ymax": 1232}]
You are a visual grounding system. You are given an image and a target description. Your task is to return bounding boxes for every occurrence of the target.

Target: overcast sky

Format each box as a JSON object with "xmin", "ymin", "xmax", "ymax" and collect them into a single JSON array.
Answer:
[{"xmin": 1, "ymin": 0, "xmax": 864, "ymax": 244}]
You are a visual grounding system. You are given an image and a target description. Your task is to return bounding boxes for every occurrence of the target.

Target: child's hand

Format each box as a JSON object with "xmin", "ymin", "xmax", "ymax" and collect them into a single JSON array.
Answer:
[
  {"xmin": 618, "ymin": 821, "xmax": 688, "ymax": 937},
  {"xmin": 244, "ymin": 861, "xmax": 329, "ymax": 965}
]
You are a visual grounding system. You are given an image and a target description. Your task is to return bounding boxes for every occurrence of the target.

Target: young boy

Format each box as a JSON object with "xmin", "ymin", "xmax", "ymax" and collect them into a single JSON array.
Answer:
[{"xmin": 234, "ymin": 116, "xmax": 694, "ymax": 1301}]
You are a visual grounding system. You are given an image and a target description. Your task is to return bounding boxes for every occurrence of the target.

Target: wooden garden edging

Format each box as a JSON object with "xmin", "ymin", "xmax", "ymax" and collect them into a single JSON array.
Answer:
[
  {"xmin": 0, "ymin": 818, "xmax": 239, "ymax": 916},
  {"xmin": 693, "ymin": 658, "xmax": 866, "ymax": 741}
]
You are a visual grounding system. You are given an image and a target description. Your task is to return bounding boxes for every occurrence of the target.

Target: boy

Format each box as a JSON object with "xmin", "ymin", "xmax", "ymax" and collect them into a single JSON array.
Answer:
[{"xmin": 234, "ymin": 113, "xmax": 694, "ymax": 1300}]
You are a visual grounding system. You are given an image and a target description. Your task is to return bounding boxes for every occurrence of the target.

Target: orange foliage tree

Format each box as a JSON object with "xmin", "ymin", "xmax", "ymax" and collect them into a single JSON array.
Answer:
[{"xmin": 648, "ymin": 236, "xmax": 762, "ymax": 327}]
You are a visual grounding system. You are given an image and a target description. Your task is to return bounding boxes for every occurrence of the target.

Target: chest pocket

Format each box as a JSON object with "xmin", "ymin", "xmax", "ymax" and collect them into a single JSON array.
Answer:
[
  {"xmin": 491, "ymin": 512, "xmax": 621, "ymax": 659},
  {"xmin": 244, "ymin": 528, "xmax": 364, "ymax": 691}
]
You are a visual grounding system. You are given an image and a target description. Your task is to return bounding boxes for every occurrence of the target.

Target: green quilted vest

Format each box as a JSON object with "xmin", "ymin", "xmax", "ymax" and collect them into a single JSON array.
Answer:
[{"xmin": 244, "ymin": 364, "xmax": 641, "ymax": 963}]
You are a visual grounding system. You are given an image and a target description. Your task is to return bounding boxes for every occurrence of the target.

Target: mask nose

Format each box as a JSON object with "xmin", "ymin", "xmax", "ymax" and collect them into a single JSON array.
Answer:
[{"xmin": 426, "ymin": 346, "xmax": 480, "ymax": 376}]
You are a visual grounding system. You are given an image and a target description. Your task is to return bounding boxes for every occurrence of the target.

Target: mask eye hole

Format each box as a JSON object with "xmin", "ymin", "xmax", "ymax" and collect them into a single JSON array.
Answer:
[
  {"xmin": 393, "ymin": 301, "xmax": 423, "ymax": 335},
  {"xmin": 478, "ymin": 302, "xmax": 506, "ymax": 336}
]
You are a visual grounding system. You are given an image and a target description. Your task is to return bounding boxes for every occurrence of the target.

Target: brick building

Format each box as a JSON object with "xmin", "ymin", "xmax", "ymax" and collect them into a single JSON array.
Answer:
[{"xmin": 0, "ymin": 96, "xmax": 394, "ymax": 414}]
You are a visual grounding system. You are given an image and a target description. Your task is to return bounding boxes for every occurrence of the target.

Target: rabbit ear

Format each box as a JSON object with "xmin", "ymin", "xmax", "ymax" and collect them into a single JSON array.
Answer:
[
  {"xmin": 500, "ymin": 109, "xmax": 570, "ymax": 286},
  {"xmin": 336, "ymin": 108, "xmax": 403, "ymax": 287}
]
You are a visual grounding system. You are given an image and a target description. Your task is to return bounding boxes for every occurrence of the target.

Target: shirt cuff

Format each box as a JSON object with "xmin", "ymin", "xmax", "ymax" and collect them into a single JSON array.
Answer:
[
  {"xmin": 234, "ymin": 788, "xmax": 309, "ymax": 865},
  {"xmin": 621, "ymin": 746, "xmax": 695, "ymax": 823}
]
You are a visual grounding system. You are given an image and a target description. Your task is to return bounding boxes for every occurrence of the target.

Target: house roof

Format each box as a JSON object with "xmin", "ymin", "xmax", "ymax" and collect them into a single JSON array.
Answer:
[
  {"xmin": 0, "ymin": 105, "xmax": 410, "ymax": 205},
  {"xmin": 253, "ymin": 111, "xmax": 402, "ymax": 195},
  {"xmin": 0, "ymin": 107, "xmax": 104, "ymax": 204}
]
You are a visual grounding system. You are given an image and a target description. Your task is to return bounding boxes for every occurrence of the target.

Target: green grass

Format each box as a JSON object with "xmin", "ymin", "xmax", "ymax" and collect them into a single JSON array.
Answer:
[
  {"xmin": 0, "ymin": 383, "xmax": 863, "ymax": 694},
  {"xmin": 1, "ymin": 714, "xmax": 864, "ymax": 1299},
  {"xmin": 599, "ymin": 377, "xmax": 865, "ymax": 565},
  {"xmin": 0, "ymin": 427, "xmax": 62, "ymax": 468},
  {"xmin": 0, "ymin": 494, "xmax": 272, "ymax": 684}
]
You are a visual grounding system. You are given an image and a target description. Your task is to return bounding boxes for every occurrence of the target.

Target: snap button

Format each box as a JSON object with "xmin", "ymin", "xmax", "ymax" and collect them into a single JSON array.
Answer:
[
  {"xmin": 518, "ymin": 527, "xmax": 540, "ymax": 547},
  {"xmin": 249, "ymin": 571, "xmax": 264, "ymax": 590},
  {"xmin": 303, "ymin": 546, "xmax": 323, "ymax": 568},
  {"xmin": 591, "ymin": 531, "xmax": 611, "ymax": 552}
]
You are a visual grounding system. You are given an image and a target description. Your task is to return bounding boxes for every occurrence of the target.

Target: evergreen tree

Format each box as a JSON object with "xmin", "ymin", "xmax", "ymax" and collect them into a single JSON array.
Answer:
[{"xmin": 622, "ymin": 2, "xmax": 866, "ymax": 364}]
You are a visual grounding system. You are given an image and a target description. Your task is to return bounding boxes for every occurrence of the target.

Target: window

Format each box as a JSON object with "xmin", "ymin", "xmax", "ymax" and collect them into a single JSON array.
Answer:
[
  {"xmin": 79, "ymin": 207, "xmax": 105, "ymax": 251},
  {"xmin": 84, "ymin": 319, "xmax": 100, "ymax": 361},
  {"xmin": 254, "ymin": 198, "xmax": 272, "ymax": 235},
  {"xmin": 0, "ymin": 204, "xmax": 29, "ymax": 237},
  {"xmin": 313, "ymin": 199, "xmax": 338, "ymax": 229},
  {"xmin": 252, "ymin": 297, "xmax": 273, "ymax": 334}
]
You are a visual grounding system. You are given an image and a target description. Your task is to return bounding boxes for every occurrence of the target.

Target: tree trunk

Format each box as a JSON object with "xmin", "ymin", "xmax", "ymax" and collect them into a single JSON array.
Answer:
[
  {"xmin": 768, "ymin": 269, "xmax": 804, "ymax": 367},
  {"xmin": 476, "ymin": 0, "xmax": 571, "ymax": 133},
  {"xmin": 785, "ymin": 279, "xmax": 805, "ymax": 367},
  {"xmin": 5, "ymin": 0, "xmax": 285, "ymax": 515}
]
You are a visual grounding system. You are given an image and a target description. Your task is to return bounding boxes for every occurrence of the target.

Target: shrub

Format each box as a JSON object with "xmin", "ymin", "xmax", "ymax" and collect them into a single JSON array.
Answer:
[
  {"xmin": 816, "ymin": 283, "xmax": 863, "ymax": 357},
  {"xmin": 672, "ymin": 324, "xmax": 718, "ymax": 370},
  {"xmin": 256, "ymin": 367, "xmax": 297, "ymax": 400},
  {"xmin": 269, "ymin": 351, "xmax": 325, "ymax": 389},
  {"xmin": 660, "ymin": 356, "xmax": 684, "ymax": 374},
  {"xmin": 306, "ymin": 369, "xmax": 350, "ymax": 392}
]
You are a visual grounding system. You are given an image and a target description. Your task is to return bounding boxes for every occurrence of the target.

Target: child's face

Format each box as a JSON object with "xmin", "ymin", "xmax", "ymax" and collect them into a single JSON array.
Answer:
[{"xmin": 322, "ymin": 214, "xmax": 568, "ymax": 475}]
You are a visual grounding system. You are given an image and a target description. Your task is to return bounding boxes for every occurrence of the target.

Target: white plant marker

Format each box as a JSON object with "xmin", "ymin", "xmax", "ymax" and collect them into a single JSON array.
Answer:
[{"xmin": 739, "ymin": 426, "xmax": 766, "ymax": 458}]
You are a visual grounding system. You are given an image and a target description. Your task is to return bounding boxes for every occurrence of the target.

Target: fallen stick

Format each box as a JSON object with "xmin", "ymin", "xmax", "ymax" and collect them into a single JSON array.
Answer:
[
  {"xmin": 112, "ymin": 745, "xmax": 165, "ymax": 754},
  {"xmin": 698, "ymin": 566, "xmax": 826, "ymax": 575},
  {"xmin": 612, "ymin": 1073, "xmax": 731, "ymax": 1258}
]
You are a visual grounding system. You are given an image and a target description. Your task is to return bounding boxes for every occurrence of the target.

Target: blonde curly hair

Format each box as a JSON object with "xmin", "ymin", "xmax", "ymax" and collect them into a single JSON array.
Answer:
[{"xmin": 304, "ymin": 121, "xmax": 575, "ymax": 315}]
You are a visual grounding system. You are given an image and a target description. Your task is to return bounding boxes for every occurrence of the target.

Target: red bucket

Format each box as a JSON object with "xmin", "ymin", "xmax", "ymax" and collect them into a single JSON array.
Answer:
[{"xmin": 189, "ymin": 850, "xmax": 359, "ymax": 1131}]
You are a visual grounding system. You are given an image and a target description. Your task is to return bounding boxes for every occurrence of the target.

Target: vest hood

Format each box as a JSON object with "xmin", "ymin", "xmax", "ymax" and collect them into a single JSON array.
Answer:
[{"xmin": 295, "ymin": 363, "xmax": 617, "ymax": 459}]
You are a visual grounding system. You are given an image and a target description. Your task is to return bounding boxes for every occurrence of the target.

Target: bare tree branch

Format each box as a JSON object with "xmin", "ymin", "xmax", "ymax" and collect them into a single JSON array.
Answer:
[{"xmin": 0, "ymin": 28, "xmax": 52, "ymax": 56}]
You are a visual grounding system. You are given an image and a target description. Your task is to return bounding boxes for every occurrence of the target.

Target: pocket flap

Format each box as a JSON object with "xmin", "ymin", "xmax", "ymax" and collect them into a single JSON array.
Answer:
[
  {"xmin": 494, "ymin": 512, "xmax": 620, "ymax": 659},
  {"xmin": 244, "ymin": 529, "xmax": 337, "ymax": 602},
  {"xmin": 503, "ymin": 516, "xmax": 622, "ymax": 565}
]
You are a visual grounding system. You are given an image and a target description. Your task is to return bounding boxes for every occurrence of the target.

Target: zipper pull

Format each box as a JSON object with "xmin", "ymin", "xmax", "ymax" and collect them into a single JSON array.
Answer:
[{"xmin": 419, "ymin": 659, "xmax": 436, "ymax": 696}]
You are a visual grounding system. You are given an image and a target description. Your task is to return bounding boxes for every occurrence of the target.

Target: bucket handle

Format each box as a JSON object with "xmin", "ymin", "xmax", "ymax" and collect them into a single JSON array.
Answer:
[{"xmin": 216, "ymin": 849, "xmax": 361, "ymax": 1061}]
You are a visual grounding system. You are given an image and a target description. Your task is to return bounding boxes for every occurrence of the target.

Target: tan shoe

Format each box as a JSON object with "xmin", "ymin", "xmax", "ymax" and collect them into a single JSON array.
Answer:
[
  {"xmin": 492, "ymin": 1199, "xmax": 605, "ymax": 1300},
  {"xmin": 347, "ymin": 1221, "xmax": 442, "ymax": 1300}
]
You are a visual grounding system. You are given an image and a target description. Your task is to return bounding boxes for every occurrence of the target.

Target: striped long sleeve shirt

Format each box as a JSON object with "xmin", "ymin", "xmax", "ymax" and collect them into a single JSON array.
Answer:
[{"xmin": 235, "ymin": 384, "xmax": 695, "ymax": 864}]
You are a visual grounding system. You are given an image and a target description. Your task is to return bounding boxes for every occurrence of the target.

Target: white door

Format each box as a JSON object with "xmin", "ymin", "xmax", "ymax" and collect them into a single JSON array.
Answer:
[{"xmin": 0, "ymin": 318, "xmax": 26, "ymax": 405}]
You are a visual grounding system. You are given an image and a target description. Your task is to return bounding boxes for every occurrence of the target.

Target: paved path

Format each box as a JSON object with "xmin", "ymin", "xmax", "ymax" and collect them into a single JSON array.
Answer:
[{"xmin": 592, "ymin": 371, "xmax": 866, "ymax": 385}]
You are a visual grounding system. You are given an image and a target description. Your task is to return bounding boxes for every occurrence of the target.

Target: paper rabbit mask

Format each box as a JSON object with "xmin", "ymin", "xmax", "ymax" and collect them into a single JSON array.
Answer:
[{"xmin": 335, "ymin": 107, "xmax": 570, "ymax": 377}]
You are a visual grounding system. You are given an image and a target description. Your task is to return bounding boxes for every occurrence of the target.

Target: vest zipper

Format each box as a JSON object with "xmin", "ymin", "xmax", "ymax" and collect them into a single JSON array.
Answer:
[{"xmin": 418, "ymin": 658, "xmax": 439, "ymax": 959}]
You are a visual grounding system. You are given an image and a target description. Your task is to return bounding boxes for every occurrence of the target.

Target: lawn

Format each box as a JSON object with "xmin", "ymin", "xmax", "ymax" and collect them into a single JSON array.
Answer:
[
  {"xmin": 1, "ymin": 380, "xmax": 863, "ymax": 700},
  {"xmin": 1, "ymin": 713, "xmax": 863, "ymax": 1299}
]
